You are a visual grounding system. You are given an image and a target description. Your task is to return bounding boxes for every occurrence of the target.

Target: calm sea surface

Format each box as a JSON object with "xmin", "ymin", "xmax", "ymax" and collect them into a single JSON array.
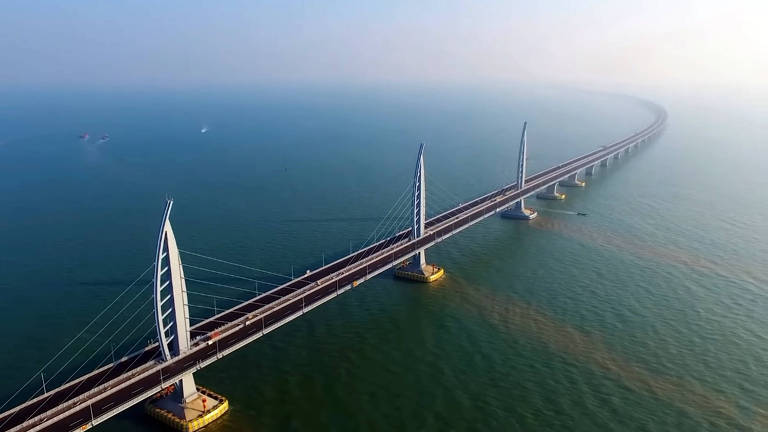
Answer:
[{"xmin": 0, "ymin": 85, "xmax": 767, "ymax": 431}]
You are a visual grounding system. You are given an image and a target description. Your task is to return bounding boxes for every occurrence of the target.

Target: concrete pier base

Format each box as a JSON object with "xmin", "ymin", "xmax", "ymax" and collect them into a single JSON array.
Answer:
[
  {"xmin": 537, "ymin": 183, "xmax": 566, "ymax": 200},
  {"xmin": 560, "ymin": 172, "xmax": 585, "ymax": 187},
  {"xmin": 146, "ymin": 385, "xmax": 229, "ymax": 432},
  {"xmin": 395, "ymin": 261, "xmax": 444, "ymax": 283},
  {"xmin": 501, "ymin": 200, "xmax": 538, "ymax": 220}
]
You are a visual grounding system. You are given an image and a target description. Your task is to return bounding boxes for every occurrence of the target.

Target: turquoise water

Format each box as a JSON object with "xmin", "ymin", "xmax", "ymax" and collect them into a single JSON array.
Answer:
[{"xmin": 1, "ymin": 86, "xmax": 767, "ymax": 431}]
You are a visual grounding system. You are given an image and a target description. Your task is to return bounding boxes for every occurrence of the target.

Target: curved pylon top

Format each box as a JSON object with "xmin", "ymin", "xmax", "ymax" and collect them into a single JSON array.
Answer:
[{"xmin": 517, "ymin": 121, "xmax": 528, "ymax": 190}]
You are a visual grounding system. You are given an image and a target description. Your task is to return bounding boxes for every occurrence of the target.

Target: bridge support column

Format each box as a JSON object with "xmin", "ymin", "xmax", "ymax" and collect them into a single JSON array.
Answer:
[
  {"xmin": 502, "ymin": 198, "xmax": 538, "ymax": 220},
  {"xmin": 560, "ymin": 171, "xmax": 585, "ymax": 187},
  {"xmin": 395, "ymin": 144, "xmax": 445, "ymax": 283},
  {"xmin": 613, "ymin": 151, "xmax": 622, "ymax": 160},
  {"xmin": 600, "ymin": 158, "xmax": 609, "ymax": 167},
  {"xmin": 537, "ymin": 182, "xmax": 566, "ymax": 200},
  {"xmin": 585, "ymin": 164, "xmax": 597, "ymax": 177},
  {"xmin": 146, "ymin": 200, "xmax": 229, "ymax": 431},
  {"xmin": 502, "ymin": 122, "xmax": 537, "ymax": 220}
]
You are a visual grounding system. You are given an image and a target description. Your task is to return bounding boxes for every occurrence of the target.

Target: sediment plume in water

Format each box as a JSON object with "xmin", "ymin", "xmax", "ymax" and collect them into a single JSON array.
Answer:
[
  {"xmin": 449, "ymin": 274, "xmax": 766, "ymax": 430},
  {"xmin": 529, "ymin": 217, "xmax": 767, "ymax": 287}
]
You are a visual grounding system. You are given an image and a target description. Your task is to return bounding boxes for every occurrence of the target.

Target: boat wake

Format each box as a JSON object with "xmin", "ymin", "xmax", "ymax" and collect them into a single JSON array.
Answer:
[{"xmin": 537, "ymin": 208, "xmax": 587, "ymax": 216}]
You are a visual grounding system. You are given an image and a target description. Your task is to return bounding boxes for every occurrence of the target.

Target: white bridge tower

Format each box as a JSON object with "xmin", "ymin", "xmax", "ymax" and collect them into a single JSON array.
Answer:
[
  {"xmin": 148, "ymin": 199, "xmax": 227, "ymax": 427},
  {"xmin": 394, "ymin": 143, "xmax": 445, "ymax": 283},
  {"xmin": 502, "ymin": 122, "xmax": 538, "ymax": 220}
]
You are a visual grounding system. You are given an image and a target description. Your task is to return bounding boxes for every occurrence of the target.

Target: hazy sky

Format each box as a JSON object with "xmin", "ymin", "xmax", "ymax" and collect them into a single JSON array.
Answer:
[{"xmin": 1, "ymin": 0, "xmax": 765, "ymax": 92}]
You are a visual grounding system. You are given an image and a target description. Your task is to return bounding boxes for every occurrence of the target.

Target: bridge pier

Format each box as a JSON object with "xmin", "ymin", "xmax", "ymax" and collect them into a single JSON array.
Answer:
[
  {"xmin": 395, "ymin": 144, "xmax": 445, "ymax": 283},
  {"xmin": 537, "ymin": 182, "xmax": 566, "ymax": 200},
  {"xmin": 600, "ymin": 158, "xmax": 610, "ymax": 167},
  {"xmin": 559, "ymin": 171, "xmax": 585, "ymax": 187},
  {"xmin": 502, "ymin": 198, "xmax": 537, "ymax": 220},
  {"xmin": 147, "ymin": 385, "xmax": 228, "ymax": 431},
  {"xmin": 145, "ymin": 200, "xmax": 229, "ymax": 431},
  {"xmin": 501, "ymin": 122, "xmax": 538, "ymax": 220},
  {"xmin": 613, "ymin": 151, "xmax": 622, "ymax": 160},
  {"xmin": 585, "ymin": 164, "xmax": 597, "ymax": 177}
]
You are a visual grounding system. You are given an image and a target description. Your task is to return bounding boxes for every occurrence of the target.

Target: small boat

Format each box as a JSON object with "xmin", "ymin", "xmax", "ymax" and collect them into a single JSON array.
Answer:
[
  {"xmin": 201, "ymin": 126, "xmax": 209, "ymax": 134},
  {"xmin": 576, "ymin": 212, "xmax": 588, "ymax": 216},
  {"xmin": 79, "ymin": 132, "xmax": 89, "ymax": 141},
  {"xmin": 98, "ymin": 134, "xmax": 110, "ymax": 143}
]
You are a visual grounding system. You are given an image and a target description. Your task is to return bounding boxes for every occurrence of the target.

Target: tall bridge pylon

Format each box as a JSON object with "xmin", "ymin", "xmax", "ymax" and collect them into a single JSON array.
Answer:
[
  {"xmin": 149, "ymin": 199, "xmax": 228, "ymax": 429},
  {"xmin": 153, "ymin": 199, "xmax": 196, "ymax": 403},
  {"xmin": 412, "ymin": 143, "xmax": 426, "ymax": 268},
  {"xmin": 394, "ymin": 143, "xmax": 445, "ymax": 283},
  {"xmin": 502, "ymin": 122, "xmax": 538, "ymax": 220}
]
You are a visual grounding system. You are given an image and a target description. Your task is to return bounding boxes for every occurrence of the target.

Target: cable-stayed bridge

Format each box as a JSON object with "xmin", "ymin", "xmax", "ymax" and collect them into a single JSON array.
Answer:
[{"xmin": 0, "ymin": 101, "xmax": 667, "ymax": 432}]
